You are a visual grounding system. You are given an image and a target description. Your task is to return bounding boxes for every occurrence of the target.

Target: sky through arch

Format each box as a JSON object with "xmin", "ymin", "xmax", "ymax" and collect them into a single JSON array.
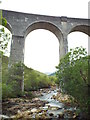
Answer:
[
  {"xmin": 24, "ymin": 29, "xmax": 59, "ymax": 74},
  {"xmin": 68, "ymin": 32, "xmax": 88, "ymax": 53}
]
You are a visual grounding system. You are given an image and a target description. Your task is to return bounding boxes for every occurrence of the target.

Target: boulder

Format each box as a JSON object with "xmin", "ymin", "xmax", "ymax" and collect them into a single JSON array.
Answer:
[
  {"xmin": 0, "ymin": 115, "xmax": 9, "ymax": 119},
  {"xmin": 31, "ymin": 108, "xmax": 37, "ymax": 113}
]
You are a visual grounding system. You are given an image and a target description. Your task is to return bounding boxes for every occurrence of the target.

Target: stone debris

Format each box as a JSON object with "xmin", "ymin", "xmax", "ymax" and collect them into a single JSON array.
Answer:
[{"xmin": 2, "ymin": 86, "xmax": 79, "ymax": 119}]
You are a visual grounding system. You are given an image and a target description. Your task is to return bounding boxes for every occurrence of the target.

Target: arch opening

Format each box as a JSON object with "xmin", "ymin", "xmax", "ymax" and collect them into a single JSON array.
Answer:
[
  {"xmin": 69, "ymin": 25, "xmax": 90, "ymax": 36},
  {"xmin": 68, "ymin": 31, "xmax": 88, "ymax": 53},
  {"xmin": 25, "ymin": 21, "xmax": 63, "ymax": 43},
  {"xmin": 24, "ymin": 29, "xmax": 59, "ymax": 74}
]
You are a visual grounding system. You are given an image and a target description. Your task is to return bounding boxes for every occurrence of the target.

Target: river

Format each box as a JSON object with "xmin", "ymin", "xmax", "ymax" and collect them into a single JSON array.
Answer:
[
  {"xmin": 1, "ymin": 86, "xmax": 80, "ymax": 119},
  {"xmin": 38, "ymin": 87, "xmax": 77, "ymax": 119}
]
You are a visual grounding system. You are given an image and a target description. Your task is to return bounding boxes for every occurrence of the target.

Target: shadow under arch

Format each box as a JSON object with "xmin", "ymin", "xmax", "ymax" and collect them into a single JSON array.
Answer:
[
  {"xmin": 69, "ymin": 25, "xmax": 90, "ymax": 36},
  {"xmin": 24, "ymin": 21, "xmax": 63, "ymax": 43}
]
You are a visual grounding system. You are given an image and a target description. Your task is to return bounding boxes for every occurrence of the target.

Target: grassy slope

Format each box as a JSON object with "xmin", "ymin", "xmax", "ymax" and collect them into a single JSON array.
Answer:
[
  {"xmin": 24, "ymin": 65, "xmax": 54, "ymax": 91},
  {"xmin": 2, "ymin": 56, "xmax": 56, "ymax": 91}
]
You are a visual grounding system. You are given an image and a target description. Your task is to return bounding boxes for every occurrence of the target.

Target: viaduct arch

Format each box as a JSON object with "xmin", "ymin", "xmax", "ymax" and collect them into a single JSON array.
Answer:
[
  {"xmin": 2, "ymin": 10, "xmax": 90, "ymax": 64},
  {"xmin": 2, "ymin": 10, "xmax": 90, "ymax": 91}
]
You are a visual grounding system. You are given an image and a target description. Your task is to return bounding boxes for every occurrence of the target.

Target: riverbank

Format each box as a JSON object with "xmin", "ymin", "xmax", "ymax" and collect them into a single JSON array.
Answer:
[{"xmin": 2, "ymin": 86, "xmax": 82, "ymax": 119}]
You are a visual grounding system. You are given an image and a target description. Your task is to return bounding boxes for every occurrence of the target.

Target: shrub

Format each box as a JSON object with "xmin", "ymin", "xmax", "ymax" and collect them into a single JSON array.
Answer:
[
  {"xmin": 1, "ymin": 83, "xmax": 13, "ymax": 99},
  {"xmin": 56, "ymin": 47, "xmax": 90, "ymax": 118},
  {"xmin": 8, "ymin": 62, "xmax": 24, "ymax": 96}
]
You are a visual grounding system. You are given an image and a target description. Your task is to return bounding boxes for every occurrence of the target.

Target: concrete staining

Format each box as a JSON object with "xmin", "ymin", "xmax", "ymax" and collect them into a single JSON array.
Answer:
[{"xmin": 2, "ymin": 10, "xmax": 90, "ymax": 63}]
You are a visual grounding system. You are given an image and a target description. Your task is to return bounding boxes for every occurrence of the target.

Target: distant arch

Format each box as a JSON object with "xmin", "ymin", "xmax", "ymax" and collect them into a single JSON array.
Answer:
[{"xmin": 69, "ymin": 25, "xmax": 90, "ymax": 36}]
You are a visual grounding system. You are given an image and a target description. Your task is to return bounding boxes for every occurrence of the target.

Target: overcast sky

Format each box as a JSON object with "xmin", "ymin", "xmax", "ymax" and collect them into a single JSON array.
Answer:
[
  {"xmin": 0, "ymin": 0, "xmax": 89, "ymax": 18},
  {"xmin": 0, "ymin": 0, "xmax": 89, "ymax": 73}
]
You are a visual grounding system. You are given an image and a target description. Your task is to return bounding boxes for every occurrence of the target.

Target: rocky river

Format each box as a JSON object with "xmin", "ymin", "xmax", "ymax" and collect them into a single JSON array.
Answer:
[{"xmin": 1, "ymin": 86, "xmax": 81, "ymax": 120}]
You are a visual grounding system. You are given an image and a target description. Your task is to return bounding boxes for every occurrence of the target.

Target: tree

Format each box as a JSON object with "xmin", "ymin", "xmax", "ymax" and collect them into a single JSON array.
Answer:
[
  {"xmin": 0, "ymin": 18, "xmax": 10, "ymax": 55},
  {"xmin": 8, "ymin": 62, "xmax": 24, "ymax": 96},
  {"xmin": 0, "ymin": 14, "xmax": 12, "ymax": 99},
  {"xmin": 56, "ymin": 46, "xmax": 90, "ymax": 118}
]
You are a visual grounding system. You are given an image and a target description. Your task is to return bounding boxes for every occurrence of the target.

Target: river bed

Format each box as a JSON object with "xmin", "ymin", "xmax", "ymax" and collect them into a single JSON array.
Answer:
[
  {"xmin": 1, "ymin": 86, "xmax": 80, "ymax": 119},
  {"xmin": 38, "ymin": 87, "xmax": 77, "ymax": 119}
]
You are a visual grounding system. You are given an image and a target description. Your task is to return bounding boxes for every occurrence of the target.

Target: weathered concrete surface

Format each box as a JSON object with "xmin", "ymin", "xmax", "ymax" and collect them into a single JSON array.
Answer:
[{"xmin": 2, "ymin": 10, "xmax": 90, "ymax": 63}]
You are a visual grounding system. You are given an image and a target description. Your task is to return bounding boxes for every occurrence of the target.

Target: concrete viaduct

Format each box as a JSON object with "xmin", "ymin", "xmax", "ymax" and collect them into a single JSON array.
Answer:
[
  {"xmin": 2, "ymin": 10, "xmax": 90, "ymax": 64},
  {"xmin": 2, "ymin": 10, "xmax": 90, "ymax": 91}
]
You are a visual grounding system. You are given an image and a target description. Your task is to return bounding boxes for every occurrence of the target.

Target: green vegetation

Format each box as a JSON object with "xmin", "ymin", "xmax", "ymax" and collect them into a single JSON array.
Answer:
[
  {"xmin": 0, "ymin": 17, "xmax": 57, "ymax": 99},
  {"xmin": 56, "ymin": 46, "xmax": 90, "ymax": 118},
  {"xmin": 24, "ymin": 66, "xmax": 57, "ymax": 91},
  {"xmin": 24, "ymin": 65, "xmax": 53, "ymax": 91},
  {"xmin": 2, "ymin": 55, "xmax": 57, "ymax": 99},
  {"xmin": 0, "ymin": 14, "xmax": 9, "ymax": 54},
  {"xmin": 8, "ymin": 62, "xmax": 24, "ymax": 96},
  {"xmin": 2, "ymin": 55, "xmax": 8, "ymax": 83},
  {"xmin": 0, "ymin": 17, "xmax": 11, "ymax": 100},
  {"xmin": 0, "ymin": 27, "xmax": 11, "ymax": 55}
]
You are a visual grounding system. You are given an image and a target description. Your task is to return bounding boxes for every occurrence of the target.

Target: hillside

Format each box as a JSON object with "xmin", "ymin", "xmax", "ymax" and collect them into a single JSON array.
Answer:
[
  {"xmin": 49, "ymin": 72, "xmax": 56, "ymax": 76},
  {"xmin": 24, "ymin": 65, "xmax": 54, "ymax": 91},
  {"xmin": 2, "ymin": 55, "xmax": 56, "ymax": 92}
]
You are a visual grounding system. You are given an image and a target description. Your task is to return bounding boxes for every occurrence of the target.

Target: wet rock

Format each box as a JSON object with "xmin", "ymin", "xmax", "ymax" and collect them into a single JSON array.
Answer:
[
  {"xmin": 52, "ymin": 95, "xmax": 56, "ymax": 99},
  {"xmin": 41, "ymin": 113, "xmax": 48, "ymax": 119},
  {"xmin": 35, "ymin": 114, "xmax": 40, "ymax": 119},
  {"xmin": 49, "ymin": 113, "xmax": 54, "ymax": 116},
  {"xmin": 58, "ymin": 112, "xmax": 64, "ymax": 118},
  {"xmin": 32, "ymin": 97, "xmax": 40, "ymax": 102},
  {"xmin": 73, "ymin": 113, "xmax": 77, "ymax": 119},
  {"xmin": 37, "ymin": 109, "xmax": 43, "ymax": 113},
  {"xmin": 38, "ymin": 112, "xmax": 43, "ymax": 116},
  {"xmin": 17, "ymin": 110, "xmax": 21, "ymax": 114},
  {"xmin": 50, "ymin": 106, "xmax": 60, "ymax": 111},
  {"xmin": 48, "ymin": 90, "xmax": 51, "ymax": 94},
  {"xmin": 48, "ymin": 105, "xmax": 51, "ymax": 109},
  {"xmin": 35, "ymin": 112, "xmax": 48, "ymax": 119},
  {"xmin": 64, "ymin": 109, "xmax": 75, "ymax": 118},
  {"xmin": 31, "ymin": 108, "xmax": 37, "ymax": 113},
  {"xmin": 11, "ymin": 110, "xmax": 32, "ymax": 119},
  {"xmin": 2, "ymin": 86, "xmax": 78, "ymax": 119},
  {"xmin": 0, "ymin": 115, "xmax": 10, "ymax": 119}
]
